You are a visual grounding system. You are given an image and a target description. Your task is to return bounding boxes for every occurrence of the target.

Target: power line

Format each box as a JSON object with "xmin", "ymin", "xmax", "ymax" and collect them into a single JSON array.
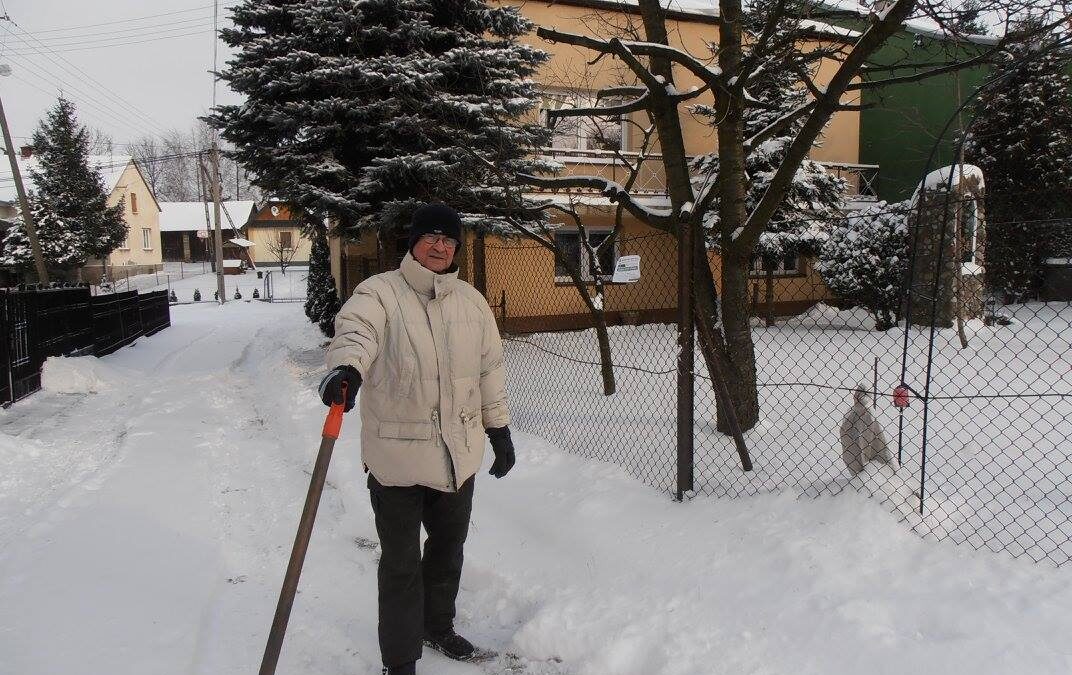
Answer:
[
  {"xmin": 1, "ymin": 22, "xmax": 173, "ymax": 139},
  {"xmin": 2, "ymin": 17, "xmax": 217, "ymax": 48},
  {"xmin": 27, "ymin": 4, "xmax": 219, "ymax": 34},
  {"xmin": 1, "ymin": 51, "xmax": 170, "ymax": 141},
  {"xmin": 1, "ymin": 51, "xmax": 168, "ymax": 140},
  {"xmin": 2, "ymin": 28, "xmax": 218, "ymax": 58}
]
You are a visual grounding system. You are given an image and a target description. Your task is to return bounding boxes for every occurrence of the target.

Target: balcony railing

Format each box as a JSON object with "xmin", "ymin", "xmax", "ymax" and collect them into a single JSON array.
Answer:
[
  {"xmin": 534, "ymin": 148, "xmax": 880, "ymax": 204},
  {"xmin": 819, "ymin": 162, "xmax": 880, "ymax": 201}
]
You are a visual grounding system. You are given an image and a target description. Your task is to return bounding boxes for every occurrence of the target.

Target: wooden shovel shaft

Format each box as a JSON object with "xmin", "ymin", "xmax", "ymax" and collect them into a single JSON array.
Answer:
[
  {"xmin": 259, "ymin": 388, "xmax": 347, "ymax": 675},
  {"xmin": 258, "ymin": 432, "xmax": 337, "ymax": 675}
]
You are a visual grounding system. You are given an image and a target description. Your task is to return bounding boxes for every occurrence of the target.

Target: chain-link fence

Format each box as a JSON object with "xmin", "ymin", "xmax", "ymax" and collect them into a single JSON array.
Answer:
[{"xmin": 492, "ymin": 188, "xmax": 1072, "ymax": 566}]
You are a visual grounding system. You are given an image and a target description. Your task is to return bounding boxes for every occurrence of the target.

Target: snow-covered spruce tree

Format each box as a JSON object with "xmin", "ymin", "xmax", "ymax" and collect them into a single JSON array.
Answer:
[
  {"xmin": 0, "ymin": 196, "xmax": 86, "ymax": 270},
  {"xmin": 965, "ymin": 30, "xmax": 1072, "ymax": 300},
  {"xmin": 305, "ymin": 222, "xmax": 341, "ymax": 337},
  {"xmin": 43, "ymin": 98, "xmax": 124, "ymax": 262},
  {"xmin": 1, "ymin": 98, "xmax": 126, "ymax": 273},
  {"xmin": 209, "ymin": 0, "xmax": 552, "ymax": 242},
  {"xmin": 817, "ymin": 202, "xmax": 909, "ymax": 331}
]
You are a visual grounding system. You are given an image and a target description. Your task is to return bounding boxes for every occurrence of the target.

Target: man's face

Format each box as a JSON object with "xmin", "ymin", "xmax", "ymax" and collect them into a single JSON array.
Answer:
[{"xmin": 412, "ymin": 233, "xmax": 458, "ymax": 273}]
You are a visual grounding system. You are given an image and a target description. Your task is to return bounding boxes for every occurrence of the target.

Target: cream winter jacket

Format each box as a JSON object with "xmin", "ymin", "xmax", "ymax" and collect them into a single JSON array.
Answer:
[{"xmin": 326, "ymin": 252, "xmax": 510, "ymax": 491}]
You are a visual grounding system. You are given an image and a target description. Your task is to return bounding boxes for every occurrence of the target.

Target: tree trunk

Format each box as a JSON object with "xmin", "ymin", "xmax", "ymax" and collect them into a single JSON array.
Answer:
[
  {"xmin": 765, "ymin": 265, "xmax": 775, "ymax": 327},
  {"xmin": 717, "ymin": 248, "xmax": 760, "ymax": 432},
  {"xmin": 473, "ymin": 230, "xmax": 487, "ymax": 296},
  {"xmin": 595, "ymin": 314, "xmax": 616, "ymax": 396},
  {"xmin": 556, "ymin": 248, "xmax": 617, "ymax": 396}
]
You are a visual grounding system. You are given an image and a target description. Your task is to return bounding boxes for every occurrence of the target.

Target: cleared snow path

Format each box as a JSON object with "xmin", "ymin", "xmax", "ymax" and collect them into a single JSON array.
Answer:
[{"xmin": 1, "ymin": 301, "xmax": 1070, "ymax": 675}]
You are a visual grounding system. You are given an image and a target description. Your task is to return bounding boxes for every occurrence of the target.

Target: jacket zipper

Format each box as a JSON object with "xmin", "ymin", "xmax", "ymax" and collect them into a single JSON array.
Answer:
[{"xmin": 432, "ymin": 408, "xmax": 457, "ymax": 492}]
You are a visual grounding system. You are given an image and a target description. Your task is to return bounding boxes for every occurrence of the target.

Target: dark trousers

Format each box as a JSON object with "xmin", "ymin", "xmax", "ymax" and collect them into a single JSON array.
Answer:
[{"xmin": 368, "ymin": 473, "xmax": 475, "ymax": 667}]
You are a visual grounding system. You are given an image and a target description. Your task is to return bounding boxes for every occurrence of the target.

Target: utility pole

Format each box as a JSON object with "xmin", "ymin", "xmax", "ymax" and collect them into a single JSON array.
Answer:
[
  {"xmin": 207, "ymin": 0, "xmax": 225, "ymax": 304},
  {"xmin": 0, "ymin": 75, "xmax": 49, "ymax": 284},
  {"xmin": 202, "ymin": 149, "xmax": 227, "ymax": 304}
]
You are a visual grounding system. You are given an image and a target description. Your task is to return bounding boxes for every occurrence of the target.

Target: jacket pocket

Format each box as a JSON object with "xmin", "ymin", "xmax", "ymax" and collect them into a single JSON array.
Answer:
[{"xmin": 378, "ymin": 421, "xmax": 433, "ymax": 440}]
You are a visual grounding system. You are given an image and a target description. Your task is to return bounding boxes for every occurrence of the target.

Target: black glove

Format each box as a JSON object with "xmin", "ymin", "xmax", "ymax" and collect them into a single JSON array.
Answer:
[
  {"xmin": 318, "ymin": 365, "xmax": 361, "ymax": 412},
  {"xmin": 486, "ymin": 426, "xmax": 515, "ymax": 478}
]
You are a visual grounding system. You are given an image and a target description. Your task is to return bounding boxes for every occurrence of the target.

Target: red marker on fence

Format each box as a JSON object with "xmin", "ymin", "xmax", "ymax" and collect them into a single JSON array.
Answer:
[{"xmin": 893, "ymin": 385, "xmax": 910, "ymax": 408}]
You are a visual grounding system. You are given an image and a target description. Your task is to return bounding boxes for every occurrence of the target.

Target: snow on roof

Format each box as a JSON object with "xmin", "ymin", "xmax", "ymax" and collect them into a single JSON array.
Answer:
[
  {"xmin": 158, "ymin": 201, "xmax": 256, "ymax": 232},
  {"xmin": 0, "ymin": 155, "xmax": 135, "ymax": 203},
  {"xmin": 911, "ymin": 164, "xmax": 985, "ymax": 203},
  {"xmin": 229, "ymin": 237, "xmax": 255, "ymax": 247},
  {"xmin": 801, "ymin": 18, "xmax": 861, "ymax": 38},
  {"xmin": 816, "ymin": 0, "xmax": 999, "ymax": 45}
]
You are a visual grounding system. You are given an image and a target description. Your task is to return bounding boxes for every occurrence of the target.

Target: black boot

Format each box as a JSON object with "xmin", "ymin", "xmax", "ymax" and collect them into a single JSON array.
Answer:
[
  {"xmin": 424, "ymin": 629, "xmax": 476, "ymax": 661},
  {"xmin": 382, "ymin": 662, "xmax": 416, "ymax": 675}
]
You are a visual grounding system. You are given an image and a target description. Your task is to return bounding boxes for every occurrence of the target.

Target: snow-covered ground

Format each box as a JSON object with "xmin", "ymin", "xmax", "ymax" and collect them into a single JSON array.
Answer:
[
  {"xmin": 97, "ymin": 263, "xmax": 309, "ymax": 302},
  {"xmin": 2, "ymin": 302, "xmax": 1071, "ymax": 674},
  {"xmin": 505, "ymin": 303, "xmax": 1072, "ymax": 565}
]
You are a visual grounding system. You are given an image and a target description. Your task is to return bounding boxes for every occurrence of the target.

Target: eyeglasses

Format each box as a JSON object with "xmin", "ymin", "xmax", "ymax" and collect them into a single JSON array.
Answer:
[{"xmin": 419, "ymin": 233, "xmax": 459, "ymax": 249}]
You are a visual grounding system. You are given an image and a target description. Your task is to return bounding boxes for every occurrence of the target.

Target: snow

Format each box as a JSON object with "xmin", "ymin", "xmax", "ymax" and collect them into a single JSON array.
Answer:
[
  {"xmin": 800, "ymin": 18, "xmax": 861, "ymax": 38},
  {"xmin": 1, "ymin": 302, "xmax": 1071, "ymax": 674},
  {"xmin": 505, "ymin": 303, "xmax": 1072, "ymax": 565},
  {"xmin": 910, "ymin": 164, "xmax": 985, "ymax": 203},
  {"xmin": 98, "ymin": 263, "xmax": 309, "ymax": 302},
  {"xmin": 40, "ymin": 356, "xmax": 133, "ymax": 394},
  {"xmin": 158, "ymin": 201, "xmax": 257, "ymax": 233}
]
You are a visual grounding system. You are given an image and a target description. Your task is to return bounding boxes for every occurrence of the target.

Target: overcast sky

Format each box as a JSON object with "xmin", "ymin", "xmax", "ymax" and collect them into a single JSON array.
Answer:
[{"xmin": 0, "ymin": 0, "xmax": 242, "ymax": 153}]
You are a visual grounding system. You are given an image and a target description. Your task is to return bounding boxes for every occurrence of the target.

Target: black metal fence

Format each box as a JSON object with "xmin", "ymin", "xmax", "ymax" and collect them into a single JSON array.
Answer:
[
  {"xmin": 0, "ymin": 286, "xmax": 171, "ymax": 405},
  {"xmin": 492, "ymin": 187, "xmax": 1072, "ymax": 566}
]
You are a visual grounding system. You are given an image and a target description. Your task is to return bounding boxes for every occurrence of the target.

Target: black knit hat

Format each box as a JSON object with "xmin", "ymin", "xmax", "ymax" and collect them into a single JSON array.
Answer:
[{"xmin": 408, "ymin": 203, "xmax": 462, "ymax": 252}]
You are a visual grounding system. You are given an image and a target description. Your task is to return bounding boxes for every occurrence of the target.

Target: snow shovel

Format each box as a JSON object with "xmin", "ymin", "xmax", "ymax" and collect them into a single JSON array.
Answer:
[{"xmin": 258, "ymin": 383, "xmax": 347, "ymax": 675}]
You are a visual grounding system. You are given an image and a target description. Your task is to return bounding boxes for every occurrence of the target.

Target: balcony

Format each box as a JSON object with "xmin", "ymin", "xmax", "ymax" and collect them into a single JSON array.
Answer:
[{"xmin": 532, "ymin": 147, "xmax": 880, "ymax": 207}]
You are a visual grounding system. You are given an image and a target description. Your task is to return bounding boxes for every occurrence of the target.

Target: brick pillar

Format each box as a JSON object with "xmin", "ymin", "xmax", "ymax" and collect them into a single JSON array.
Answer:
[{"xmin": 909, "ymin": 190, "xmax": 957, "ymax": 328}]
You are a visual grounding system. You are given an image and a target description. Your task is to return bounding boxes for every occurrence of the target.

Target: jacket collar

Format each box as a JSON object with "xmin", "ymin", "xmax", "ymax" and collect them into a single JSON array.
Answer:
[{"xmin": 400, "ymin": 251, "xmax": 458, "ymax": 298}]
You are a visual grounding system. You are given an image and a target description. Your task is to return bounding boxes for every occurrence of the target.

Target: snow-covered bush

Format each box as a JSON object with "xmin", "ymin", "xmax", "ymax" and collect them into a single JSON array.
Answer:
[{"xmin": 817, "ymin": 202, "xmax": 909, "ymax": 331}]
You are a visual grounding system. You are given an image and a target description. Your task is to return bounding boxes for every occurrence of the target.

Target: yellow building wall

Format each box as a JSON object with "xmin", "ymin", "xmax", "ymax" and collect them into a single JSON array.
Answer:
[
  {"xmin": 108, "ymin": 163, "xmax": 162, "ymax": 268},
  {"xmin": 482, "ymin": 211, "xmax": 831, "ymax": 327},
  {"xmin": 503, "ymin": 0, "xmax": 861, "ymax": 165},
  {"xmin": 247, "ymin": 225, "xmax": 313, "ymax": 266}
]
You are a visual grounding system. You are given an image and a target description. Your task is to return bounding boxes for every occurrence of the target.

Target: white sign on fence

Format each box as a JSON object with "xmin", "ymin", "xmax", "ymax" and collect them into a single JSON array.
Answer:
[
  {"xmin": 196, "ymin": 229, "xmax": 210, "ymax": 239},
  {"xmin": 612, "ymin": 255, "xmax": 641, "ymax": 283}
]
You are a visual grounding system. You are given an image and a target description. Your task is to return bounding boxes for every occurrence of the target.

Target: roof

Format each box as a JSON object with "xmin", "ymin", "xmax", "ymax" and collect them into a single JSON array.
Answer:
[
  {"xmin": 551, "ymin": 0, "xmax": 868, "ymax": 39},
  {"xmin": 158, "ymin": 200, "xmax": 256, "ymax": 232},
  {"xmin": 817, "ymin": 0, "xmax": 1000, "ymax": 45},
  {"xmin": 0, "ymin": 155, "xmax": 138, "ymax": 204}
]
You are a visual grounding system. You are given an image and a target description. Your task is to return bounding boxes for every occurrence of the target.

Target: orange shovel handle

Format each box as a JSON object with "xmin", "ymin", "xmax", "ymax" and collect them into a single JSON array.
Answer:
[{"xmin": 322, "ymin": 381, "xmax": 347, "ymax": 439}]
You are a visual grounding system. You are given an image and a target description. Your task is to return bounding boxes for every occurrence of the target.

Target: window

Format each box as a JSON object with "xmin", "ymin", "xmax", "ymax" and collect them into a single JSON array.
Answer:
[
  {"xmin": 141, "ymin": 228, "xmax": 152, "ymax": 250},
  {"xmin": 279, "ymin": 230, "xmax": 294, "ymax": 249},
  {"xmin": 539, "ymin": 90, "xmax": 628, "ymax": 152},
  {"xmin": 750, "ymin": 254, "xmax": 799, "ymax": 277},
  {"xmin": 553, "ymin": 230, "xmax": 618, "ymax": 281},
  {"xmin": 130, "ymin": 193, "xmax": 138, "ymax": 214},
  {"xmin": 961, "ymin": 198, "xmax": 978, "ymax": 264}
]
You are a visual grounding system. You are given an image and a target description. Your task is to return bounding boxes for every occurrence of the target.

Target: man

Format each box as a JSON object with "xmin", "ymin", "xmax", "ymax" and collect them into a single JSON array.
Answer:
[{"xmin": 318, "ymin": 203, "xmax": 515, "ymax": 675}]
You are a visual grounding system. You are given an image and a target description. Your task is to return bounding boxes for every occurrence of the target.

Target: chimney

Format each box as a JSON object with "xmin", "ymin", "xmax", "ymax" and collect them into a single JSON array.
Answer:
[{"xmin": 20, "ymin": 145, "xmax": 33, "ymax": 159}]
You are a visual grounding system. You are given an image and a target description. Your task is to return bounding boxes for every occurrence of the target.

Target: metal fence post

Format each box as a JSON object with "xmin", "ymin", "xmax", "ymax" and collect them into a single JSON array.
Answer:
[{"xmin": 676, "ymin": 215, "xmax": 695, "ymax": 500}]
